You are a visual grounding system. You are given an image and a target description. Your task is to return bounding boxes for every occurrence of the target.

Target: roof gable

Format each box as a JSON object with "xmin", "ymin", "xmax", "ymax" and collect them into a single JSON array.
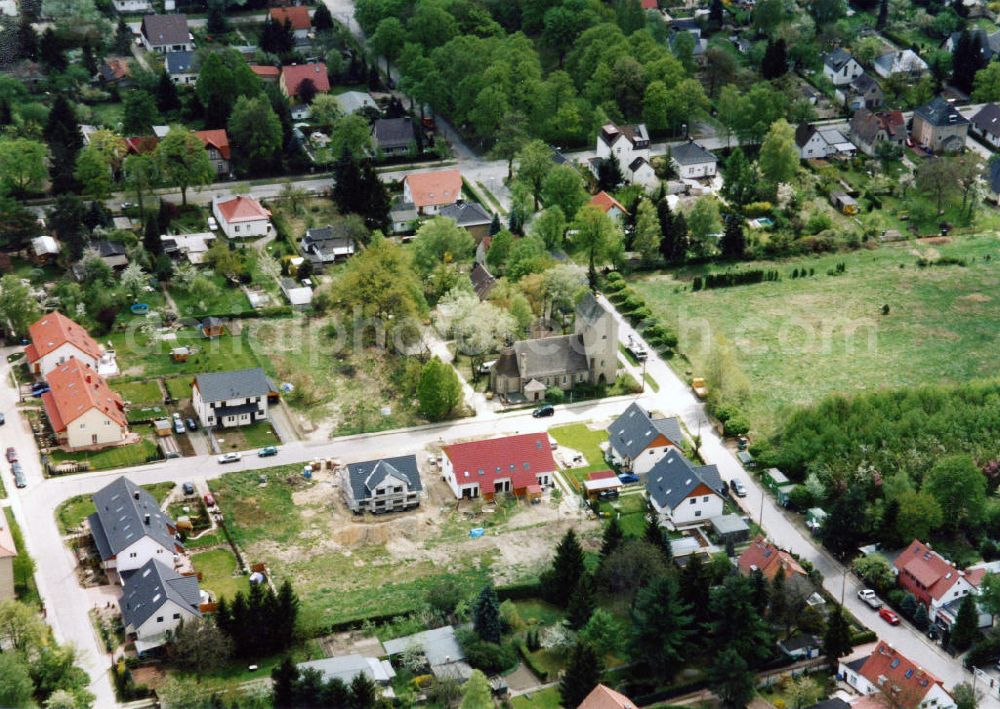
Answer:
[
  {"xmin": 737, "ymin": 536, "xmax": 807, "ymax": 580},
  {"xmin": 119, "ymin": 559, "xmax": 201, "ymax": 629},
  {"xmin": 646, "ymin": 449, "xmax": 724, "ymax": 510},
  {"xmin": 671, "ymin": 140, "xmax": 716, "ymax": 165},
  {"xmin": 42, "ymin": 359, "xmax": 125, "ymax": 429},
  {"xmin": 588, "ymin": 191, "xmax": 627, "ymax": 215},
  {"xmin": 404, "ymin": 170, "xmax": 463, "ymax": 208},
  {"xmin": 90, "ymin": 477, "xmax": 180, "ymax": 560},
  {"xmin": 268, "ymin": 5, "xmax": 311, "ymax": 30},
  {"xmin": 346, "ymin": 455, "xmax": 422, "ymax": 502},
  {"xmin": 280, "ymin": 62, "xmax": 330, "ymax": 98},
  {"xmin": 141, "ymin": 14, "xmax": 190, "ymax": 45},
  {"xmin": 27, "ymin": 311, "xmax": 101, "ymax": 363},
  {"xmin": 857, "ymin": 641, "xmax": 946, "ymax": 706},
  {"xmin": 215, "ymin": 195, "xmax": 270, "ymax": 223},
  {"xmin": 608, "ymin": 402, "xmax": 684, "ymax": 459},
  {"xmin": 195, "ymin": 129, "xmax": 230, "ymax": 160}
]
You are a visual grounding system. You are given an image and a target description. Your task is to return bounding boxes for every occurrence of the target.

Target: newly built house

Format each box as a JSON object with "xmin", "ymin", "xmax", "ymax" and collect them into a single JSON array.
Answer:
[
  {"xmin": 342, "ymin": 455, "xmax": 422, "ymax": 514},
  {"xmin": 120, "ymin": 559, "xmax": 201, "ymax": 653},
  {"xmin": 442, "ymin": 433, "xmax": 555, "ymax": 500},
  {"xmin": 41, "ymin": 359, "xmax": 128, "ymax": 449},
  {"xmin": 192, "ymin": 368, "xmax": 274, "ymax": 429}
]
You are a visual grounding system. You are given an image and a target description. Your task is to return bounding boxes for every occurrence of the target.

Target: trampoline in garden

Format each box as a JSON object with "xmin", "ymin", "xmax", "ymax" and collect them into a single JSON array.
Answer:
[{"xmin": 130, "ymin": 303, "xmax": 149, "ymax": 314}]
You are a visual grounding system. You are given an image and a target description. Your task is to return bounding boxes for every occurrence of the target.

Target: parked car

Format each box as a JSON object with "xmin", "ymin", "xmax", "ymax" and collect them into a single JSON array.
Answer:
[
  {"xmin": 857, "ymin": 589, "xmax": 883, "ymax": 609},
  {"xmin": 0, "ymin": 412, "xmax": 4, "ymax": 425},
  {"xmin": 12, "ymin": 462, "xmax": 25, "ymax": 488},
  {"xmin": 879, "ymin": 608, "xmax": 900, "ymax": 625},
  {"xmin": 208, "ymin": 216, "xmax": 219, "ymax": 231},
  {"xmin": 598, "ymin": 489, "xmax": 620, "ymax": 501},
  {"xmin": 5, "ymin": 447, "xmax": 16, "ymax": 463},
  {"xmin": 185, "ymin": 417, "xmax": 198, "ymax": 432},
  {"xmin": 730, "ymin": 479, "xmax": 748, "ymax": 498},
  {"xmin": 217, "ymin": 452, "xmax": 241, "ymax": 464},
  {"xmin": 617, "ymin": 473, "xmax": 640, "ymax": 484},
  {"xmin": 532, "ymin": 404, "xmax": 555, "ymax": 418},
  {"xmin": 204, "ymin": 493, "xmax": 216, "ymax": 507},
  {"xmin": 173, "ymin": 418, "xmax": 185, "ymax": 434},
  {"xmin": 31, "ymin": 383, "xmax": 50, "ymax": 397},
  {"xmin": 258, "ymin": 446, "xmax": 278, "ymax": 457}
]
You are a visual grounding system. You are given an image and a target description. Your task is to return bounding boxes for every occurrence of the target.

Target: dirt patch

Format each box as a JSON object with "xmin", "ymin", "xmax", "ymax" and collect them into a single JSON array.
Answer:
[
  {"xmin": 910, "ymin": 247, "xmax": 940, "ymax": 259},
  {"xmin": 916, "ymin": 236, "xmax": 952, "ymax": 245},
  {"xmin": 130, "ymin": 666, "xmax": 167, "ymax": 690},
  {"xmin": 959, "ymin": 293, "xmax": 991, "ymax": 303}
]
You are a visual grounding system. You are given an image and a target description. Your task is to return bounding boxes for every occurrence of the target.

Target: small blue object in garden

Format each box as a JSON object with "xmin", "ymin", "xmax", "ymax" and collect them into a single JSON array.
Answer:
[
  {"xmin": 302, "ymin": 467, "xmax": 312, "ymax": 479},
  {"xmin": 469, "ymin": 528, "xmax": 485, "ymax": 539},
  {"xmin": 130, "ymin": 303, "xmax": 149, "ymax": 314}
]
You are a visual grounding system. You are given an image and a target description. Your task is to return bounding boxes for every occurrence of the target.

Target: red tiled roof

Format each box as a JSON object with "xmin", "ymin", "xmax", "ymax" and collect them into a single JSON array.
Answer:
[
  {"xmin": 42, "ymin": 359, "xmax": 125, "ymax": 431},
  {"xmin": 856, "ymin": 641, "xmax": 946, "ymax": 707},
  {"xmin": 125, "ymin": 136, "xmax": 159, "ymax": 155},
  {"xmin": 894, "ymin": 540, "xmax": 964, "ymax": 602},
  {"xmin": 280, "ymin": 63, "xmax": 330, "ymax": 98},
  {"xmin": 0, "ymin": 519, "xmax": 16, "ymax": 559},
  {"xmin": 588, "ymin": 191, "xmax": 627, "ymax": 215},
  {"xmin": 26, "ymin": 312, "xmax": 101, "ymax": 364},
  {"xmin": 250, "ymin": 64, "xmax": 281, "ymax": 79},
  {"xmin": 103, "ymin": 57, "xmax": 129, "ymax": 81},
  {"xmin": 195, "ymin": 129, "xmax": 231, "ymax": 160},
  {"xmin": 215, "ymin": 195, "xmax": 270, "ymax": 224},
  {"xmin": 641, "ymin": 0, "xmax": 658, "ymax": 9},
  {"xmin": 588, "ymin": 470, "xmax": 618, "ymax": 480},
  {"xmin": 737, "ymin": 536, "xmax": 807, "ymax": 581},
  {"xmin": 268, "ymin": 6, "xmax": 311, "ymax": 30},
  {"xmin": 444, "ymin": 433, "xmax": 556, "ymax": 491},
  {"xmin": 579, "ymin": 684, "xmax": 637, "ymax": 709},
  {"xmin": 404, "ymin": 170, "xmax": 462, "ymax": 208}
]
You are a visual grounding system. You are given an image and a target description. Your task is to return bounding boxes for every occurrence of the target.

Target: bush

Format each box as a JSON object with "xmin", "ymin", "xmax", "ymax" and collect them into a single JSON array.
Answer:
[
  {"xmin": 545, "ymin": 386, "xmax": 565, "ymax": 404},
  {"xmin": 459, "ymin": 633, "xmax": 519, "ymax": 674},
  {"xmin": 744, "ymin": 201, "xmax": 773, "ymax": 216},
  {"xmin": 516, "ymin": 640, "xmax": 548, "ymax": 681},
  {"xmin": 723, "ymin": 415, "xmax": 749, "ymax": 436},
  {"xmin": 787, "ymin": 485, "xmax": 814, "ymax": 510}
]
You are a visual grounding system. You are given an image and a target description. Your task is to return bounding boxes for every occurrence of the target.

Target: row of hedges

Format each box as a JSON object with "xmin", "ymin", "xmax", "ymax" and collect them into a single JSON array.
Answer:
[
  {"xmin": 693, "ymin": 269, "xmax": 781, "ymax": 291},
  {"xmin": 602, "ymin": 273, "xmax": 678, "ymax": 356},
  {"xmin": 516, "ymin": 640, "xmax": 549, "ymax": 681}
]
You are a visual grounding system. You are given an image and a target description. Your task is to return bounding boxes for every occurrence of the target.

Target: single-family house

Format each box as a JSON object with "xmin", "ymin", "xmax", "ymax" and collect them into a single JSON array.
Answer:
[
  {"xmin": 120, "ymin": 559, "xmax": 201, "ymax": 653},
  {"xmin": 795, "ymin": 124, "xmax": 856, "ymax": 159},
  {"xmin": 670, "ymin": 140, "xmax": 717, "ymax": 179},
  {"xmin": 42, "ymin": 360, "xmax": 127, "ymax": 449},
  {"xmin": 279, "ymin": 63, "xmax": 330, "ymax": 102},
  {"xmin": 26, "ymin": 311, "xmax": 103, "ymax": 378},
  {"xmin": 383, "ymin": 626, "xmax": 472, "ymax": 682},
  {"xmin": 212, "ymin": 195, "xmax": 271, "ymax": 239},
  {"xmin": 849, "ymin": 108, "xmax": 907, "ymax": 156},
  {"xmin": 587, "ymin": 191, "xmax": 627, "ymax": 222},
  {"xmin": 124, "ymin": 136, "xmax": 158, "ymax": 156},
  {"xmin": 944, "ymin": 28, "xmax": 1000, "ymax": 62},
  {"xmin": 834, "ymin": 73, "xmax": 883, "ymax": 111},
  {"xmin": 389, "ymin": 201, "xmax": 418, "ymax": 234},
  {"xmin": 893, "ymin": 539, "xmax": 986, "ymax": 623},
  {"xmin": 0, "ymin": 516, "xmax": 17, "ymax": 601},
  {"xmin": 402, "ymin": 170, "xmax": 463, "ymax": 215},
  {"xmin": 491, "ymin": 293, "xmax": 618, "ymax": 400},
  {"xmin": 839, "ymin": 641, "xmax": 956, "ymax": 709},
  {"xmin": 193, "ymin": 129, "xmax": 230, "ymax": 176},
  {"xmin": 279, "ymin": 278, "xmax": 313, "ymax": 309},
  {"xmin": 778, "ymin": 633, "xmax": 821, "ymax": 661},
  {"xmin": 469, "ymin": 262, "xmax": 496, "ymax": 300},
  {"xmin": 438, "ymin": 201, "xmax": 492, "ymax": 241},
  {"xmin": 737, "ymin": 537, "xmax": 808, "ymax": 582},
  {"xmin": 373, "ymin": 117, "xmax": 416, "ymax": 156},
  {"xmin": 579, "ymin": 684, "xmax": 638, "ymax": 709},
  {"xmin": 98, "ymin": 57, "xmax": 132, "ymax": 88},
  {"xmin": 296, "ymin": 655, "xmax": 395, "ymax": 696},
  {"xmin": 442, "ymin": 432, "xmax": 555, "ymax": 500},
  {"xmin": 31, "ymin": 235, "xmax": 59, "ymax": 264},
  {"xmin": 192, "ymin": 367, "xmax": 274, "ymax": 429},
  {"xmin": 873, "ymin": 49, "xmax": 928, "ymax": 79},
  {"xmin": 113, "ymin": 0, "xmax": 152, "ymax": 12},
  {"xmin": 334, "ymin": 90, "xmax": 375, "ymax": 115},
  {"xmin": 823, "ymin": 48, "xmax": 863, "ymax": 86},
  {"xmin": 165, "ymin": 50, "xmax": 199, "ymax": 85},
  {"xmin": 911, "ymin": 97, "xmax": 969, "ymax": 153},
  {"xmin": 140, "ymin": 14, "xmax": 192, "ymax": 53},
  {"xmin": 249, "ymin": 64, "xmax": 281, "ymax": 83},
  {"xmin": 606, "ymin": 402, "xmax": 685, "ymax": 476},
  {"xmin": 646, "ymin": 450, "xmax": 725, "ymax": 527},
  {"xmin": 342, "ymin": 454, "xmax": 422, "ymax": 514},
  {"xmin": 592, "ymin": 123, "xmax": 656, "ymax": 188},
  {"xmin": 161, "ymin": 232, "xmax": 216, "ymax": 265},
  {"xmin": 971, "ymin": 103, "xmax": 1000, "ymax": 148},
  {"xmin": 299, "ymin": 224, "xmax": 356, "ymax": 267},
  {"xmin": 88, "ymin": 476, "xmax": 183, "ymax": 578},
  {"xmin": 268, "ymin": 6, "xmax": 311, "ymax": 40}
]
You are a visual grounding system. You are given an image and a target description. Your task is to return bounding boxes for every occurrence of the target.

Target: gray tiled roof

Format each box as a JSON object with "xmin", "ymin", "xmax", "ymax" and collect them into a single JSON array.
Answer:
[
  {"xmin": 914, "ymin": 96, "xmax": 969, "ymax": 128},
  {"xmin": 972, "ymin": 103, "xmax": 1000, "ymax": 137},
  {"xmin": 194, "ymin": 368, "xmax": 273, "ymax": 403},
  {"xmin": 671, "ymin": 140, "xmax": 716, "ymax": 165},
  {"xmin": 141, "ymin": 14, "xmax": 190, "ymax": 46},
  {"xmin": 512, "ymin": 334, "xmax": 588, "ymax": 380},
  {"xmin": 439, "ymin": 201, "xmax": 492, "ymax": 227},
  {"xmin": 89, "ymin": 477, "xmax": 179, "ymax": 561},
  {"xmin": 469, "ymin": 262, "xmax": 496, "ymax": 300},
  {"xmin": 646, "ymin": 450, "xmax": 724, "ymax": 510},
  {"xmin": 824, "ymin": 48, "xmax": 852, "ymax": 70},
  {"xmin": 119, "ymin": 558, "xmax": 201, "ymax": 630},
  {"xmin": 608, "ymin": 402, "xmax": 685, "ymax": 460},
  {"xmin": 346, "ymin": 455, "xmax": 422, "ymax": 504},
  {"xmin": 372, "ymin": 118, "xmax": 416, "ymax": 150},
  {"xmin": 165, "ymin": 50, "xmax": 198, "ymax": 75},
  {"xmin": 575, "ymin": 291, "xmax": 608, "ymax": 327}
]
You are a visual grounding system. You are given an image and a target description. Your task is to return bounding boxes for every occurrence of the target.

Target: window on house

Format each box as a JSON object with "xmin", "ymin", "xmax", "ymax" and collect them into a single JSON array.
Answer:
[
  {"xmin": 690, "ymin": 498, "xmax": 696, "ymax": 505},
  {"xmin": 130, "ymin": 552, "xmax": 137, "ymax": 558},
  {"xmin": 234, "ymin": 225, "xmax": 240, "ymax": 233},
  {"xmin": 173, "ymin": 613, "xmax": 181, "ymax": 620},
  {"xmin": 703, "ymin": 496, "xmax": 709, "ymax": 502},
  {"xmin": 157, "ymin": 616, "xmax": 164, "ymax": 623},
  {"xmin": 695, "ymin": 510, "xmax": 701, "ymax": 517}
]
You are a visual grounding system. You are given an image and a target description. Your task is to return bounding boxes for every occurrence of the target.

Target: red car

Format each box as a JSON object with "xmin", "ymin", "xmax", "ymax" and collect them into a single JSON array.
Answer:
[
  {"xmin": 879, "ymin": 608, "xmax": 900, "ymax": 625},
  {"xmin": 204, "ymin": 493, "xmax": 216, "ymax": 508},
  {"xmin": 4, "ymin": 448, "xmax": 15, "ymax": 463}
]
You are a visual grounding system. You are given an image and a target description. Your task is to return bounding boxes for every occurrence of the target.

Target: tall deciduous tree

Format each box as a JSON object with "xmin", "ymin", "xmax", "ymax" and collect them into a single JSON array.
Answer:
[
  {"xmin": 541, "ymin": 164, "xmax": 587, "ymax": 219},
  {"xmin": 0, "ymin": 138, "xmax": 47, "ymax": 196},
  {"xmin": 228, "ymin": 95, "xmax": 283, "ymax": 176},
  {"xmin": 572, "ymin": 204, "xmax": 622, "ymax": 289},
  {"xmin": 460, "ymin": 670, "xmax": 492, "ymax": 709},
  {"xmin": 759, "ymin": 119, "xmax": 799, "ymax": 187},
  {"xmin": 122, "ymin": 91, "xmax": 159, "ymax": 136},
  {"xmin": 155, "ymin": 127, "xmax": 215, "ymax": 205},
  {"xmin": 633, "ymin": 198, "xmax": 661, "ymax": 264},
  {"xmin": 124, "ymin": 154, "xmax": 158, "ymax": 218},
  {"xmin": 417, "ymin": 356, "xmax": 462, "ymax": 421},
  {"xmin": 923, "ymin": 454, "xmax": 987, "ymax": 531},
  {"xmin": 0, "ymin": 274, "xmax": 41, "ymax": 337},
  {"xmin": 370, "ymin": 17, "xmax": 406, "ymax": 74},
  {"xmin": 515, "ymin": 139, "xmax": 554, "ymax": 211}
]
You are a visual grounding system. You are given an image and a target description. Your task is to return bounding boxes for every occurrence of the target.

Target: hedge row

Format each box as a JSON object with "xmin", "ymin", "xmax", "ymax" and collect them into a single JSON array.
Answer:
[
  {"xmin": 516, "ymin": 640, "xmax": 549, "ymax": 682},
  {"xmin": 602, "ymin": 273, "xmax": 678, "ymax": 356},
  {"xmin": 693, "ymin": 269, "xmax": 781, "ymax": 291}
]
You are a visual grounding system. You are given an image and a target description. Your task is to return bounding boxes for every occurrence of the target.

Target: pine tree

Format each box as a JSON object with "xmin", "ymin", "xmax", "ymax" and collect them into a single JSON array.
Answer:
[
  {"xmin": 566, "ymin": 574, "xmax": 596, "ymax": 631},
  {"xmin": 657, "ymin": 197, "xmax": 676, "ymax": 261},
  {"xmin": 473, "ymin": 584, "xmax": 502, "ymax": 644},
  {"xmin": 489, "ymin": 212, "xmax": 502, "ymax": 236},
  {"xmin": 951, "ymin": 595, "xmax": 980, "ymax": 651},
  {"xmin": 709, "ymin": 647, "xmax": 755, "ymax": 708},
  {"xmin": 81, "ymin": 39, "xmax": 97, "ymax": 76},
  {"xmin": 143, "ymin": 217, "xmax": 162, "ymax": 256},
  {"xmin": 44, "ymin": 95, "xmax": 82, "ymax": 194},
  {"xmin": 720, "ymin": 214, "xmax": 746, "ymax": 259},
  {"xmin": 670, "ymin": 212, "xmax": 689, "ymax": 263},
  {"xmin": 542, "ymin": 529, "xmax": 586, "ymax": 606},
  {"xmin": 644, "ymin": 505, "xmax": 673, "ymax": 564},
  {"xmin": 914, "ymin": 603, "xmax": 930, "ymax": 631},
  {"xmin": 709, "ymin": 0, "xmax": 723, "ymax": 29},
  {"xmin": 630, "ymin": 574, "xmax": 693, "ymax": 675},
  {"xmin": 876, "ymin": 0, "xmax": 888, "ymax": 28},
  {"xmin": 597, "ymin": 155, "xmax": 624, "ymax": 192},
  {"xmin": 39, "ymin": 28, "xmax": 64, "ymax": 70},
  {"xmin": 49, "ymin": 194, "xmax": 86, "ymax": 260},
  {"xmin": 952, "ymin": 30, "xmax": 986, "ymax": 94},
  {"xmin": 275, "ymin": 579, "xmax": 299, "ymax": 651},
  {"xmin": 18, "ymin": 18, "xmax": 38, "ymax": 60},
  {"xmin": 761, "ymin": 38, "xmax": 788, "ymax": 80},
  {"xmin": 357, "ymin": 159, "xmax": 390, "ymax": 232},
  {"xmin": 332, "ymin": 146, "xmax": 362, "ymax": 216},
  {"xmin": 822, "ymin": 605, "xmax": 853, "ymax": 673},
  {"xmin": 770, "ymin": 566, "xmax": 787, "ymax": 626},
  {"xmin": 708, "ymin": 575, "xmax": 772, "ymax": 666},
  {"xmin": 559, "ymin": 642, "xmax": 603, "ymax": 709},
  {"xmin": 680, "ymin": 554, "xmax": 711, "ymax": 625},
  {"xmin": 749, "ymin": 568, "xmax": 769, "ymax": 615},
  {"xmin": 271, "ymin": 657, "xmax": 299, "ymax": 708},
  {"xmin": 157, "ymin": 71, "xmax": 181, "ymax": 113},
  {"xmin": 313, "ymin": 3, "xmax": 334, "ymax": 32},
  {"xmin": 349, "ymin": 673, "xmax": 379, "ymax": 709},
  {"xmin": 600, "ymin": 517, "xmax": 624, "ymax": 559},
  {"xmin": 114, "ymin": 18, "xmax": 132, "ymax": 54}
]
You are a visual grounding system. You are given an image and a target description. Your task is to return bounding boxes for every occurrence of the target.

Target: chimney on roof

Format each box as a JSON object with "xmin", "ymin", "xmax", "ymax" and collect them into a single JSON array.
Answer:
[{"xmin": 144, "ymin": 513, "xmax": 150, "ymax": 525}]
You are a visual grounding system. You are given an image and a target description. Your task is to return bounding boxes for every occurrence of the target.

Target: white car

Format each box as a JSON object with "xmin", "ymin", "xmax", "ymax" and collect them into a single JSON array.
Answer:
[
  {"xmin": 208, "ymin": 216, "xmax": 219, "ymax": 231},
  {"xmin": 217, "ymin": 452, "xmax": 242, "ymax": 464}
]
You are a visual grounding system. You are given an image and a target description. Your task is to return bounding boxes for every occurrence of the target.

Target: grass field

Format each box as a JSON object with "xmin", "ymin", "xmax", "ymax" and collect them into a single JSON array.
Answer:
[
  {"xmin": 213, "ymin": 421, "xmax": 279, "ymax": 451},
  {"xmin": 169, "ymin": 273, "xmax": 252, "ymax": 318},
  {"xmin": 49, "ymin": 438, "xmax": 160, "ymax": 471},
  {"xmin": 107, "ymin": 329, "xmax": 263, "ymax": 380},
  {"xmin": 549, "ymin": 423, "xmax": 610, "ymax": 489},
  {"xmin": 164, "ymin": 376, "xmax": 193, "ymax": 400},
  {"xmin": 512, "ymin": 687, "xmax": 562, "ymax": 708},
  {"xmin": 117, "ymin": 380, "xmax": 163, "ymax": 406},
  {"xmin": 191, "ymin": 548, "xmax": 249, "ymax": 601},
  {"xmin": 632, "ymin": 236, "xmax": 1000, "ymax": 434},
  {"xmin": 56, "ymin": 482, "xmax": 176, "ymax": 534}
]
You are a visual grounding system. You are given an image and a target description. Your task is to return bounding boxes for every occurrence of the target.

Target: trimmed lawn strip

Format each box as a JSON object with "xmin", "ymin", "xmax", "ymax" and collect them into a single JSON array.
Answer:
[
  {"xmin": 512, "ymin": 687, "xmax": 562, "ymax": 708},
  {"xmin": 55, "ymin": 482, "xmax": 176, "ymax": 534},
  {"xmin": 116, "ymin": 380, "xmax": 163, "ymax": 407},
  {"xmin": 49, "ymin": 438, "xmax": 160, "ymax": 471},
  {"xmin": 549, "ymin": 423, "xmax": 611, "ymax": 490},
  {"xmin": 191, "ymin": 548, "xmax": 249, "ymax": 602},
  {"xmin": 164, "ymin": 376, "xmax": 193, "ymax": 400}
]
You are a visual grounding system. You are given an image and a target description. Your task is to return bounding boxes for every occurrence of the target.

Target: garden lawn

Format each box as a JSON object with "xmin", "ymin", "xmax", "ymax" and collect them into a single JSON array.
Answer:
[
  {"xmin": 106, "ymin": 328, "xmax": 263, "ymax": 379},
  {"xmin": 116, "ymin": 380, "xmax": 163, "ymax": 406},
  {"xmin": 213, "ymin": 421, "xmax": 279, "ymax": 452},
  {"xmin": 632, "ymin": 235, "xmax": 1000, "ymax": 434},
  {"xmin": 164, "ymin": 376, "xmax": 193, "ymax": 400},
  {"xmin": 512, "ymin": 687, "xmax": 562, "ymax": 709},
  {"xmin": 49, "ymin": 438, "xmax": 159, "ymax": 471},
  {"xmin": 549, "ymin": 423, "xmax": 610, "ymax": 489},
  {"xmin": 513, "ymin": 599, "xmax": 563, "ymax": 626},
  {"xmin": 168, "ymin": 273, "xmax": 252, "ymax": 318},
  {"xmin": 191, "ymin": 548, "xmax": 249, "ymax": 601},
  {"xmin": 55, "ymin": 482, "xmax": 175, "ymax": 534}
]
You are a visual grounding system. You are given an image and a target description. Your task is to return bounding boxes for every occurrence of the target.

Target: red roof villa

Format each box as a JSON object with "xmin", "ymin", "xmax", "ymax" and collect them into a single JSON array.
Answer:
[{"xmin": 442, "ymin": 433, "xmax": 555, "ymax": 500}]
